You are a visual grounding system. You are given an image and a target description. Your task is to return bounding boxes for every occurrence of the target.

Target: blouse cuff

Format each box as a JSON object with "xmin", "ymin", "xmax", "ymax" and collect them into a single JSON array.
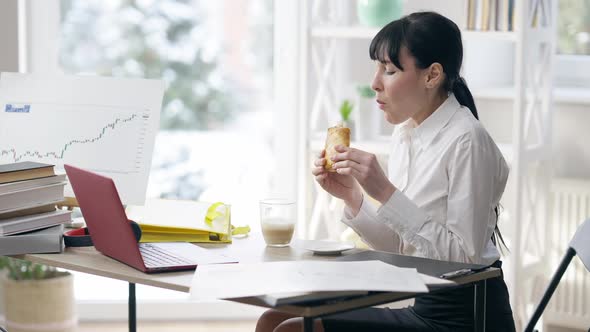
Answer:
[
  {"xmin": 377, "ymin": 189, "xmax": 429, "ymax": 234},
  {"xmin": 342, "ymin": 196, "xmax": 377, "ymax": 227}
]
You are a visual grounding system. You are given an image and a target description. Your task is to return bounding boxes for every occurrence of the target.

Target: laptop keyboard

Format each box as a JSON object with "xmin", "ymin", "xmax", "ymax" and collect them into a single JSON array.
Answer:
[{"xmin": 139, "ymin": 243, "xmax": 194, "ymax": 268}]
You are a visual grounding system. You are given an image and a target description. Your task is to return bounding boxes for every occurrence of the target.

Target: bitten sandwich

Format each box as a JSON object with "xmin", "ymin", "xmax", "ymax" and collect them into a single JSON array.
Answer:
[{"xmin": 324, "ymin": 124, "xmax": 351, "ymax": 172}]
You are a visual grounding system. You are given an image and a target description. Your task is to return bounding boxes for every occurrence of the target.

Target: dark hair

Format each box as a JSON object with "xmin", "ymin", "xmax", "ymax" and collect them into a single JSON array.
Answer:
[
  {"xmin": 369, "ymin": 11, "xmax": 478, "ymax": 120},
  {"xmin": 370, "ymin": 12, "xmax": 509, "ymax": 254}
]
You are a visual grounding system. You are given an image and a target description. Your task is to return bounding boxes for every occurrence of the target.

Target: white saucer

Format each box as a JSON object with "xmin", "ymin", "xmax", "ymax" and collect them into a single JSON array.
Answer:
[{"xmin": 303, "ymin": 240, "xmax": 355, "ymax": 256}]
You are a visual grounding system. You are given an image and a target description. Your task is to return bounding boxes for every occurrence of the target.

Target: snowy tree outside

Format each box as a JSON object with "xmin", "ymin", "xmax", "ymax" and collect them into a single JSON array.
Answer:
[{"xmin": 58, "ymin": 0, "xmax": 275, "ymax": 301}]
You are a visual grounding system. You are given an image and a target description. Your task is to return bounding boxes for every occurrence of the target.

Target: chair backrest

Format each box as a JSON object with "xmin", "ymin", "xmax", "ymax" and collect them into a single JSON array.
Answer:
[
  {"xmin": 524, "ymin": 218, "xmax": 590, "ymax": 332},
  {"xmin": 569, "ymin": 218, "xmax": 590, "ymax": 272}
]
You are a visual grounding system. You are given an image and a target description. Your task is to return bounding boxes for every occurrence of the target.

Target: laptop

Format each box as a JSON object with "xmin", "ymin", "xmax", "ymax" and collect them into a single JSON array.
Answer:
[{"xmin": 64, "ymin": 164, "xmax": 236, "ymax": 273}]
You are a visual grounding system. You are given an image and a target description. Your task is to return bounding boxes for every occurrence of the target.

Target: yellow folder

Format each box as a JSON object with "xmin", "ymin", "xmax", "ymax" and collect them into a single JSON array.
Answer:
[{"xmin": 126, "ymin": 199, "xmax": 233, "ymax": 243}]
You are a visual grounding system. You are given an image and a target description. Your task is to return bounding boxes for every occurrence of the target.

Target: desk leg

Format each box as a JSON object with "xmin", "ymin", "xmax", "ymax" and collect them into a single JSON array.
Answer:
[
  {"xmin": 474, "ymin": 280, "xmax": 487, "ymax": 332},
  {"xmin": 303, "ymin": 317, "xmax": 314, "ymax": 332},
  {"xmin": 129, "ymin": 282, "xmax": 137, "ymax": 332}
]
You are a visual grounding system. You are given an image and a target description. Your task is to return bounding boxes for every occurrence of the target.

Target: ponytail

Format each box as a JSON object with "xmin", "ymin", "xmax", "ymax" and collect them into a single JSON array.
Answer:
[
  {"xmin": 492, "ymin": 205, "xmax": 510, "ymax": 255},
  {"xmin": 451, "ymin": 76, "xmax": 478, "ymax": 120}
]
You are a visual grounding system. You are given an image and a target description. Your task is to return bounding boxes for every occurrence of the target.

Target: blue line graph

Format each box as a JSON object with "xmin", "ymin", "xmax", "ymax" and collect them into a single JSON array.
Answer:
[{"xmin": 1, "ymin": 113, "xmax": 149, "ymax": 163}]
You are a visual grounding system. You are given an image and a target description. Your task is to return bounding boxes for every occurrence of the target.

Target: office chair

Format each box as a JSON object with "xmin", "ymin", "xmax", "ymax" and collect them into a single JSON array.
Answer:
[{"xmin": 524, "ymin": 218, "xmax": 590, "ymax": 332}]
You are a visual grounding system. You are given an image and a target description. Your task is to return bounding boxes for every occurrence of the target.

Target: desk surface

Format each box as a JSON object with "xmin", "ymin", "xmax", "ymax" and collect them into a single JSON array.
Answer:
[
  {"xmin": 17, "ymin": 232, "xmax": 500, "ymax": 318},
  {"xmin": 16, "ymin": 233, "xmax": 363, "ymax": 293}
]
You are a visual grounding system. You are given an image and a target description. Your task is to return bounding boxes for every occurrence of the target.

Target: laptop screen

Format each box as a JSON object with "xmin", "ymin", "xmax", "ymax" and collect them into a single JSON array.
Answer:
[{"xmin": 64, "ymin": 164, "xmax": 145, "ymax": 271}]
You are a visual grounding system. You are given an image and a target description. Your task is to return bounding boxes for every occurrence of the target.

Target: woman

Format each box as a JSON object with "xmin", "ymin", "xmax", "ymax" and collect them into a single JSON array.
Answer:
[{"xmin": 256, "ymin": 11, "xmax": 515, "ymax": 332}]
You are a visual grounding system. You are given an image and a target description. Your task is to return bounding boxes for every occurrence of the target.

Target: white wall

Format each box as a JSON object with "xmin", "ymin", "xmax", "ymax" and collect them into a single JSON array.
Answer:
[{"xmin": 0, "ymin": 0, "xmax": 19, "ymax": 72}]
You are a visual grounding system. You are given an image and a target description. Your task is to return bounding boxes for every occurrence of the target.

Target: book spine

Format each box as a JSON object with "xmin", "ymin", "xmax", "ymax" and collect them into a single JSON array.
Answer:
[
  {"xmin": 498, "ymin": 0, "xmax": 508, "ymax": 31},
  {"xmin": 475, "ymin": 0, "xmax": 483, "ymax": 30},
  {"xmin": 0, "ymin": 182, "xmax": 65, "ymax": 213},
  {"xmin": 3, "ymin": 210, "xmax": 72, "ymax": 236},
  {"xmin": 0, "ymin": 174, "xmax": 67, "ymax": 195},
  {"xmin": 0, "ymin": 225, "xmax": 64, "ymax": 255},
  {"xmin": 466, "ymin": 0, "xmax": 477, "ymax": 30},
  {"xmin": 489, "ymin": 0, "xmax": 497, "ymax": 31},
  {"xmin": 482, "ymin": 0, "xmax": 491, "ymax": 31},
  {"xmin": 508, "ymin": 0, "xmax": 515, "ymax": 31}
]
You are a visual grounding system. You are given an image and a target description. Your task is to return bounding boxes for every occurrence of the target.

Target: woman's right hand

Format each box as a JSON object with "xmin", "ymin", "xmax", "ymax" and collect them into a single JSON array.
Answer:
[{"xmin": 312, "ymin": 150, "xmax": 363, "ymax": 213}]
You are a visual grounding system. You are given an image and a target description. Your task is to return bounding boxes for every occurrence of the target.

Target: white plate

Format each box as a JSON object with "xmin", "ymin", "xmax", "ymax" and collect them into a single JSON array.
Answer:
[{"xmin": 303, "ymin": 240, "xmax": 355, "ymax": 255}]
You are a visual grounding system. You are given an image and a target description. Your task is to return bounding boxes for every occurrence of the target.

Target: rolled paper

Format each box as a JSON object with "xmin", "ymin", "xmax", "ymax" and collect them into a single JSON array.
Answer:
[{"xmin": 324, "ymin": 125, "xmax": 351, "ymax": 172}]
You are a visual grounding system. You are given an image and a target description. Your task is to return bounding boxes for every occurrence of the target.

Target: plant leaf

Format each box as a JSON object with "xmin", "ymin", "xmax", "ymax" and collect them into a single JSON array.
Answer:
[{"xmin": 339, "ymin": 100, "xmax": 353, "ymax": 121}]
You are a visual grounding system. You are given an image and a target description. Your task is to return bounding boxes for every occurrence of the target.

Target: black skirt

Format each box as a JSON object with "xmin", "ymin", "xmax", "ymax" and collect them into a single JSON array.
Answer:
[{"xmin": 322, "ymin": 262, "xmax": 516, "ymax": 332}]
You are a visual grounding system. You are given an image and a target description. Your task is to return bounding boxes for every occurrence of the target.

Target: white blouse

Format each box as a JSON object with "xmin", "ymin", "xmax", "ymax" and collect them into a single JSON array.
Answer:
[{"xmin": 342, "ymin": 94, "xmax": 509, "ymax": 265}]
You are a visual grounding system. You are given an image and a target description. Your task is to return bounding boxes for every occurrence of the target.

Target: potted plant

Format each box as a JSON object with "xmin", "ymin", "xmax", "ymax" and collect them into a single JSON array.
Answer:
[
  {"xmin": 339, "ymin": 99, "xmax": 354, "ymax": 126},
  {"xmin": 0, "ymin": 257, "xmax": 76, "ymax": 332}
]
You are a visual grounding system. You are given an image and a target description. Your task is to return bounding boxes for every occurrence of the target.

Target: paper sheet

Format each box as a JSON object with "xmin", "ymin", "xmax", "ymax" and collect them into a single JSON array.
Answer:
[
  {"xmin": 0, "ymin": 73, "xmax": 163, "ymax": 205},
  {"xmin": 190, "ymin": 260, "xmax": 428, "ymax": 301}
]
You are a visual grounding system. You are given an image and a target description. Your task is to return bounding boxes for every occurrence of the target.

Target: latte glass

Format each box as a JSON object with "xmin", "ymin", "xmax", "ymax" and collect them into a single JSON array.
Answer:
[{"xmin": 259, "ymin": 199, "xmax": 296, "ymax": 247}]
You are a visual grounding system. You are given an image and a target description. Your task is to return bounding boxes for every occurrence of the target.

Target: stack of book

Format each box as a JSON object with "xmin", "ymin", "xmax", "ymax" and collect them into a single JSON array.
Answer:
[
  {"xmin": 0, "ymin": 161, "xmax": 71, "ymax": 255},
  {"xmin": 465, "ymin": 0, "xmax": 517, "ymax": 32}
]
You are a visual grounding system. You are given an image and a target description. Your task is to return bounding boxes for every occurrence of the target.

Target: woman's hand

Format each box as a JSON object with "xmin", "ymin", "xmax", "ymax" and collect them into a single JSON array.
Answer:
[
  {"xmin": 330, "ymin": 145, "xmax": 397, "ymax": 204},
  {"xmin": 312, "ymin": 150, "xmax": 363, "ymax": 213}
]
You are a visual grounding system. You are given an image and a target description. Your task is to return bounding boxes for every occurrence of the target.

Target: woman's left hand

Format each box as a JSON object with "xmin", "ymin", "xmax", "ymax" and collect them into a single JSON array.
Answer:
[{"xmin": 331, "ymin": 145, "xmax": 397, "ymax": 204}]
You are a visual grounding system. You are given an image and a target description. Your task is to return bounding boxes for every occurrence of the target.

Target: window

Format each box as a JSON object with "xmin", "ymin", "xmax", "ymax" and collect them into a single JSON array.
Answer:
[
  {"xmin": 556, "ymin": 0, "xmax": 590, "ymax": 87},
  {"xmin": 58, "ymin": 0, "xmax": 274, "ymax": 304},
  {"xmin": 558, "ymin": 0, "xmax": 590, "ymax": 55}
]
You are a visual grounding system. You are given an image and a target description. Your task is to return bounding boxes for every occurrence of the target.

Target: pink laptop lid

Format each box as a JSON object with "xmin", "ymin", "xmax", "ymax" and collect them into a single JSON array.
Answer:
[{"xmin": 64, "ymin": 164, "xmax": 146, "ymax": 272}]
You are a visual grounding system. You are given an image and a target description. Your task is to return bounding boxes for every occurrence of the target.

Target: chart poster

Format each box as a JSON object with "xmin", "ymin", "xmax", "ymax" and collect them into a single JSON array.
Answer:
[{"xmin": 0, "ymin": 73, "xmax": 164, "ymax": 205}]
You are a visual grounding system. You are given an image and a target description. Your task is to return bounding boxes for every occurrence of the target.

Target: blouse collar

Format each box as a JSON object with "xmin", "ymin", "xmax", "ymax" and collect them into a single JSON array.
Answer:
[{"xmin": 412, "ymin": 93, "xmax": 461, "ymax": 149}]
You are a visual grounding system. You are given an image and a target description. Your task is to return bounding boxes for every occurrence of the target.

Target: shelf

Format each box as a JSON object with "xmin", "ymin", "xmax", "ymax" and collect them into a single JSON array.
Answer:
[{"xmin": 311, "ymin": 25, "xmax": 379, "ymax": 39}]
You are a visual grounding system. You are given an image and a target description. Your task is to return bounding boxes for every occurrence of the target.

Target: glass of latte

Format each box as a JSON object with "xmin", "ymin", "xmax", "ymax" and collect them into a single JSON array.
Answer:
[{"xmin": 259, "ymin": 199, "xmax": 296, "ymax": 247}]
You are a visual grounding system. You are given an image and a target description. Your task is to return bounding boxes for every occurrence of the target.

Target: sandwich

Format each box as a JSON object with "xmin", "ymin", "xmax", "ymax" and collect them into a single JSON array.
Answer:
[{"xmin": 324, "ymin": 124, "xmax": 351, "ymax": 172}]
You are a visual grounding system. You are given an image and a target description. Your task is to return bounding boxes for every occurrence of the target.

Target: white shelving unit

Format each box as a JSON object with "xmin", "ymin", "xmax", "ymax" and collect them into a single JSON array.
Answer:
[
  {"xmin": 507, "ymin": 1, "xmax": 557, "ymax": 329},
  {"xmin": 298, "ymin": 2, "xmax": 556, "ymax": 328}
]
